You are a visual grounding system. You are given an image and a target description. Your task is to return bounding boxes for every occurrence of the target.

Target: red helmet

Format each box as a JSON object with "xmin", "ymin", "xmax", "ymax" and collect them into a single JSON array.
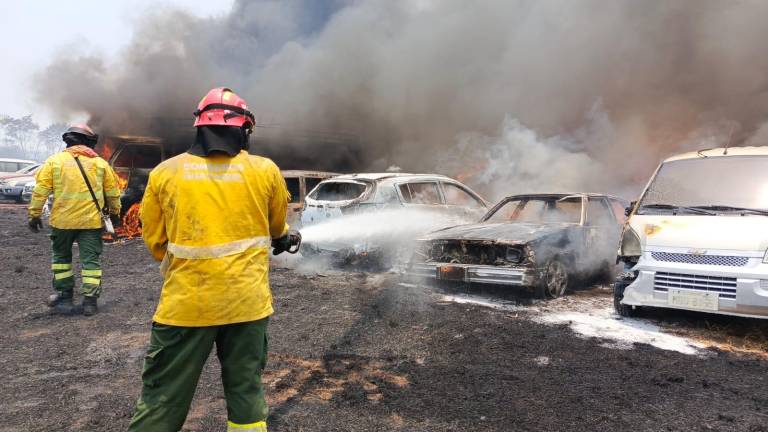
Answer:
[{"xmin": 193, "ymin": 87, "xmax": 255, "ymax": 132}]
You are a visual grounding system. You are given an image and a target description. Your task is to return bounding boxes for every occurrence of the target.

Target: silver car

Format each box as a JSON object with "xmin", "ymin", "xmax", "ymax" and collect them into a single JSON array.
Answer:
[
  {"xmin": 1, "ymin": 174, "xmax": 37, "ymax": 203},
  {"xmin": 300, "ymin": 173, "xmax": 488, "ymax": 263}
]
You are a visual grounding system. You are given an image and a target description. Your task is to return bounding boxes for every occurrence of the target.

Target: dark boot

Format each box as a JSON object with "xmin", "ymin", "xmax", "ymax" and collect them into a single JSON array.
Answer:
[
  {"xmin": 82, "ymin": 296, "xmax": 98, "ymax": 316},
  {"xmin": 47, "ymin": 290, "xmax": 76, "ymax": 314}
]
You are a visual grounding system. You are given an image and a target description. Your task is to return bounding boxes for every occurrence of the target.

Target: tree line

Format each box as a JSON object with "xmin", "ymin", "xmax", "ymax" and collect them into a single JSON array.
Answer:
[{"xmin": 0, "ymin": 115, "xmax": 68, "ymax": 162}]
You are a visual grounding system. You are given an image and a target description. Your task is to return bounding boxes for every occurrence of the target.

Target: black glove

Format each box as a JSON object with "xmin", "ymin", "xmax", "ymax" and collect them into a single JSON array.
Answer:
[
  {"xmin": 28, "ymin": 217, "xmax": 43, "ymax": 233},
  {"xmin": 110, "ymin": 214, "xmax": 121, "ymax": 228},
  {"xmin": 272, "ymin": 230, "xmax": 302, "ymax": 255}
]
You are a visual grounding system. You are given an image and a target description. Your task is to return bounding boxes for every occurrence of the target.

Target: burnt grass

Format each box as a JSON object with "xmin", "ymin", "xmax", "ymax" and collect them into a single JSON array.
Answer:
[{"xmin": 1, "ymin": 207, "xmax": 767, "ymax": 431}]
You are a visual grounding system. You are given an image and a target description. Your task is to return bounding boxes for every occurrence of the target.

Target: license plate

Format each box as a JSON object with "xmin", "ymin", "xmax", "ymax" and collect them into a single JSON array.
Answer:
[
  {"xmin": 438, "ymin": 265, "xmax": 466, "ymax": 281},
  {"xmin": 668, "ymin": 289, "xmax": 719, "ymax": 311}
]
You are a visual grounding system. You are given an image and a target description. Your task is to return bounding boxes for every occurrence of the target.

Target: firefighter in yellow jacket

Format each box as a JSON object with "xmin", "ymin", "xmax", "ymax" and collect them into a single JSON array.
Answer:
[
  {"xmin": 28, "ymin": 125, "xmax": 122, "ymax": 316},
  {"xmin": 128, "ymin": 88, "xmax": 298, "ymax": 432}
]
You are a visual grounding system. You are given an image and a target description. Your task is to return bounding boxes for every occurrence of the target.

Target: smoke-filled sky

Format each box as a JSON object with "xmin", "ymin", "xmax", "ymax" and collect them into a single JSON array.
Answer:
[
  {"xmin": 31, "ymin": 0, "xmax": 768, "ymax": 200},
  {"xmin": 0, "ymin": 1, "xmax": 234, "ymax": 121}
]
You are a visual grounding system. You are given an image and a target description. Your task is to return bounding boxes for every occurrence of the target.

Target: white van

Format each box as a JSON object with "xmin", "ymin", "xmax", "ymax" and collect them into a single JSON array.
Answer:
[
  {"xmin": 0, "ymin": 158, "xmax": 36, "ymax": 176},
  {"xmin": 614, "ymin": 147, "xmax": 768, "ymax": 319}
]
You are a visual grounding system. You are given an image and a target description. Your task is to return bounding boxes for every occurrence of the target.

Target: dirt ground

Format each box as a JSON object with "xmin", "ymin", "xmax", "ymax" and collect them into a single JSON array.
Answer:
[{"xmin": 1, "ymin": 206, "xmax": 767, "ymax": 431}]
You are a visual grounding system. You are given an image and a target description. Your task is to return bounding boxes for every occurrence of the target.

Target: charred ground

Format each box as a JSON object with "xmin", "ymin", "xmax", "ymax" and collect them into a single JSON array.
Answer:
[{"xmin": 0, "ymin": 207, "xmax": 767, "ymax": 431}]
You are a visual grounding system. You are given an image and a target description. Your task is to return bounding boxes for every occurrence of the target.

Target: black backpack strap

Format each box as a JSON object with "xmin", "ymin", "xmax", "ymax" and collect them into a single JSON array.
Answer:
[{"xmin": 72, "ymin": 155, "xmax": 105, "ymax": 215}]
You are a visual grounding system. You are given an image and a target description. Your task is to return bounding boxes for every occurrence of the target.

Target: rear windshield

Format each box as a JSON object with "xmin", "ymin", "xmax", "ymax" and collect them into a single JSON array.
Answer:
[
  {"xmin": 309, "ymin": 181, "xmax": 367, "ymax": 201},
  {"xmin": 0, "ymin": 162, "xmax": 31, "ymax": 172},
  {"xmin": 113, "ymin": 145, "xmax": 162, "ymax": 169}
]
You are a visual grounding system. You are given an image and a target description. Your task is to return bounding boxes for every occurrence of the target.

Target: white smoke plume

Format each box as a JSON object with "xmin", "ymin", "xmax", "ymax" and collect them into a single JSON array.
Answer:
[{"xmin": 35, "ymin": 0, "xmax": 768, "ymax": 199}]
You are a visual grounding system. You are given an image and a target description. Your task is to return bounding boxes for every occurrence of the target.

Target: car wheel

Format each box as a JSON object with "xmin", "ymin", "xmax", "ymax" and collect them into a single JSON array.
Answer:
[
  {"xmin": 613, "ymin": 279, "xmax": 638, "ymax": 317},
  {"xmin": 538, "ymin": 259, "xmax": 568, "ymax": 298}
]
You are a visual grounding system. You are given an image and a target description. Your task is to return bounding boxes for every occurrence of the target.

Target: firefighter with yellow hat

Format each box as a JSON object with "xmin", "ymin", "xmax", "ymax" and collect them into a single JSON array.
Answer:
[
  {"xmin": 28, "ymin": 124, "xmax": 122, "ymax": 316},
  {"xmin": 128, "ymin": 87, "xmax": 299, "ymax": 431}
]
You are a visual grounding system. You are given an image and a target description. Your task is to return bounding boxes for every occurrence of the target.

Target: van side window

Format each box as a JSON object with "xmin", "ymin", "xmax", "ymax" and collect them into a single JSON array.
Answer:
[
  {"xmin": 399, "ymin": 182, "xmax": 441, "ymax": 204},
  {"xmin": 284, "ymin": 178, "xmax": 300, "ymax": 203},
  {"xmin": 0, "ymin": 162, "xmax": 18, "ymax": 172},
  {"xmin": 442, "ymin": 183, "xmax": 483, "ymax": 208}
]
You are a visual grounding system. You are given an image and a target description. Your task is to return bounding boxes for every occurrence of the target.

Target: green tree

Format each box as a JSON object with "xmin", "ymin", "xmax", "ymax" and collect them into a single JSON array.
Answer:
[
  {"xmin": 37, "ymin": 123, "xmax": 68, "ymax": 158},
  {"xmin": 0, "ymin": 115, "xmax": 40, "ymax": 160}
]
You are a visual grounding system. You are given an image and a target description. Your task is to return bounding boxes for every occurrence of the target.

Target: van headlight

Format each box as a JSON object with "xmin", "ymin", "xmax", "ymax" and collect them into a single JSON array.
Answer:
[
  {"xmin": 763, "ymin": 248, "xmax": 768, "ymax": 264},
  {"xmin": 619, "ymin": 226, "xmax": 642, "ymax": 257}
]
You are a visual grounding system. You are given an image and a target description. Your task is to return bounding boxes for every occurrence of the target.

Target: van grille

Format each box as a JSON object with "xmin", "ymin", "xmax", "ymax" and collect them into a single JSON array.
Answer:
[
  {"xmin": 654, "ymin": 272, "xmax": 737, "ymax": 299},
  {"xmin": 651, "ymin": 252, "xmax": 748, "ymax": 267}
]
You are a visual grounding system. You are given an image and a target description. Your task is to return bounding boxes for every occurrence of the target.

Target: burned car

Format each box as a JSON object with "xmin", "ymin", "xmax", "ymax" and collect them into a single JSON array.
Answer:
[
  {"xmin": 282, "ymin": 170, "xmax": 339, "ymax": 227},
  {"xmin": 106, "ymin": 136, "xmax": 166, "ymax": 214},
  {"xmin": 300, "ymin": 173, "xmax": 489, "ymax": 263},
  {"xmin": 410, "ymin": 193, "xmax": 628, "ymax": 297}
]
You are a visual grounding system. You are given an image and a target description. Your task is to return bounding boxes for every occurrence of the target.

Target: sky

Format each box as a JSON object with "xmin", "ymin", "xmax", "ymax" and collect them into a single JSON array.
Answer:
[{"xmin": 0, "ymin": 0, "xmax": 235, "ymax": 126}]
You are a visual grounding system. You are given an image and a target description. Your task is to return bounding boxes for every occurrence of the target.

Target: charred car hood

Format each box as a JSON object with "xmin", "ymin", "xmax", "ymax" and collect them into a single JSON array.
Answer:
[{"xmin": 420, "ymin": 222, "xmax": 573, "ymax": 244}]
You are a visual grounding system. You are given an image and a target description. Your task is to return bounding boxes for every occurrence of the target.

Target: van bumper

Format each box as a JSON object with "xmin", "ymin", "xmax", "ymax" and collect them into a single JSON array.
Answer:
[{"xmin": 622, "ymin": 252, "xmax": 768, "ymax": 319}]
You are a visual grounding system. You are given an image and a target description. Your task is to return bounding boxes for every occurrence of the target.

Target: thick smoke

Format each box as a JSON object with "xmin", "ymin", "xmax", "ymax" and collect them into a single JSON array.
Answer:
[{"xmin": 35, "ymin": 0, "xmax": 768, "ymax": 199}]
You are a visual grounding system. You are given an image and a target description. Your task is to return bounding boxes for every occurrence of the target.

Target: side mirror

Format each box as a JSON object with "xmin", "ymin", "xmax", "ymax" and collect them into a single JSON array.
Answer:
[{"xmin": 625, "ymin": 201, "xmax": 637, "ymax": 217}]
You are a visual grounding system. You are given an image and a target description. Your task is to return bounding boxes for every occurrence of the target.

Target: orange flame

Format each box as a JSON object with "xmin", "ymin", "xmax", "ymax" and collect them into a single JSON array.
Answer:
[
  {"xmin": 103, "ymin": 202, "xmax": 142, "ymax": 242},
  {"xmin": 115, "ymin": 203, "xmax": 142, "ymax": 239},
  {"xmin": 117, "ymin": 173, "xmax": 129, "ymax": 191}
]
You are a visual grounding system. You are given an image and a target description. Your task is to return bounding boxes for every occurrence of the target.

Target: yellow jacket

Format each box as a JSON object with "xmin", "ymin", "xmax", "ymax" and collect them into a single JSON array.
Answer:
[
  {"xmin": 29, "ymin": 147, "xmax": 122, "ymax": 229},
  {"xmin": 140, "ymin": 151, "xmax": 289, "ymax": 327}
]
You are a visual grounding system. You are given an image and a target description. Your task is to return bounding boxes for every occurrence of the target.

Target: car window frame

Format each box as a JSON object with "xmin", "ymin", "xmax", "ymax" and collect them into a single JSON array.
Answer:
[
  {"xmin": 439, "ymin": 181, "xmax": 486, "ymax": 209},
  {"xmin": 585, "ymin": 196, "xmax": 616, "ymax": 226},
  {"xmin": 607, "ymin": 197, "xmax": 629, "ymax": 224},
  {"xmin": 482, "ymin": 195, "xmax": 586, "ymax": 224},
  {"xmin": 284, "ymin": 176, "xmax": 301, "ymax": 204},
  {"xmin": 395, "ymin": 180, "xmax": 445, "ymax": 206},
  {"xmin": 307, "ymin": 179, "xmax": 370, "ymax": 202}
]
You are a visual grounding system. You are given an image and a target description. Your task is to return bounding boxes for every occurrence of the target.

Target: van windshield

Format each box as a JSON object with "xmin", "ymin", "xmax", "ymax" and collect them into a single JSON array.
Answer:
[
  {"xmin": 638, "ymin": 156, "xmax": 768, "ymax": 215},
  {"xmin": 309, "ymin": 181, "xmax": 367, "ymax": 201}
]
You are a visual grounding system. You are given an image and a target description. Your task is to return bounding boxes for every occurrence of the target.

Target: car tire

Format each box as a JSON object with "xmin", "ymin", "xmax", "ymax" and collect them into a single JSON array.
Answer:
[
  {"xmin": 613, "ymin": 279, "xmax": 638, "ymax": 317},
  {"xmin": 536, "ymin": 258, "xmax": 569, "ymax": 299}
]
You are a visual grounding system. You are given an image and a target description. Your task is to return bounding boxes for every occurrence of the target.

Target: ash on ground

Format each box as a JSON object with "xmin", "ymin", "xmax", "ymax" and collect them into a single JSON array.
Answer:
[{"xmin": 1, "ymin": 207, "xmax": 767, "ymax": 431}]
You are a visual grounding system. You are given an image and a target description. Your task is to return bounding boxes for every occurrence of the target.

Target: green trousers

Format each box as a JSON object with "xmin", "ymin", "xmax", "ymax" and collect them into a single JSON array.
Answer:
[
  {"xmin": 128, "ymin": 318, "xmax": 270, "ymax": 432},
  {"xmin": 50, "ymin": 228, "xmax": 103, "ymax": 298}
]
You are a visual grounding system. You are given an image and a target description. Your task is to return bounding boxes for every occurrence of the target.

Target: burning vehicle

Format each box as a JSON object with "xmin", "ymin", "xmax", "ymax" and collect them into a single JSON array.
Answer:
[
  {"xmin": 282, "ymin": 170, "xmax": 339, "ymax": 227},
  {"xmin": 104, "ymin": 135, "xmax": 166, "ymax": 215},
  {"xmin": 410, "ymin": 193, "xmax": 628, "ymax": 297},
  {"xmin": 615, "ymin": 147, "xmax": 768, "ymax": 319},
  {"xmin": 300, "ymin": 173, "xmax": 488, "ymax": 263}
]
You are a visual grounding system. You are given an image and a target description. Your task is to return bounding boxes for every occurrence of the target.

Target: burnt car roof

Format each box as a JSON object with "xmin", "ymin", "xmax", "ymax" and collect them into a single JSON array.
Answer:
[
  {"xmin": 502, "ymin": 193, "xmax": 626, "ymax": 201},
  {"xmin": 327, "ymin": 173, "xmax": 453, "ymax": 182},
  {"xmin": 281, "ymin": 170, "xmax": 340, "ymax": 177}
]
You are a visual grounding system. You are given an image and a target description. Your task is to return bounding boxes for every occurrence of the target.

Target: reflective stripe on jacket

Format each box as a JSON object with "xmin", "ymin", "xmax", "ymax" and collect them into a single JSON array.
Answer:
[
  {"xmin": 29, "ymin": 151, "xmax": 121, "ymax": 229},
  {"xmin": 140, "ymin": 151, "xmax": 289, "ymax": 327}
]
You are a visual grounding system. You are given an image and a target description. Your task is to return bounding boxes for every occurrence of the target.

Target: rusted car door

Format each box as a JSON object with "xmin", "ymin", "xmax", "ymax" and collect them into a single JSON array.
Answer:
[{"xmin": 584, "ymin": 196, "xmax": 622, "ymax": 269}]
